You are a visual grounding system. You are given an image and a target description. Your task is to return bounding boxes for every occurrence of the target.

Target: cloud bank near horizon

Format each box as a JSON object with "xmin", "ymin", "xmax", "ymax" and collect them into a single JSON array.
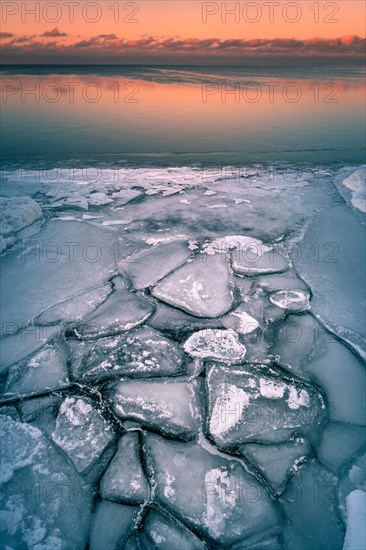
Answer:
[{"xmin": 1, "ymin": 30, "xmax": 365, "ymax": 64}]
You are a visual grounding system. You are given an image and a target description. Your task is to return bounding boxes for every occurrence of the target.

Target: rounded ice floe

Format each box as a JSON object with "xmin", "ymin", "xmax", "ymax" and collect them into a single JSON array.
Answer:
[
  {"xmin": 269, "ymin": 290, "xmax": 310, "ymax": 312},
  {"xmin": 152, "ymin": 253, "xmax": 234, "ymax": 318},
  {"xmin": 183, "ymin": 329, "xmax": 246, "ymax": 363}
]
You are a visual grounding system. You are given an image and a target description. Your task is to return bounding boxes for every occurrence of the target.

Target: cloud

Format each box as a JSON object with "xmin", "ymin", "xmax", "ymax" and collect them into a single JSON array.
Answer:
[
  {"xmin": 41, "ymin": 28, "xmax": 68, "ymax": 38},
  {"xmin": 1, "ymin": 33, "xmax": 365, "ymax": 63}
]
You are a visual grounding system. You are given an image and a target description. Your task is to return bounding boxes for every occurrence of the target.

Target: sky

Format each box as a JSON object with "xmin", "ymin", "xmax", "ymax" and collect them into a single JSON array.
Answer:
[{"xmin": 1, "ymin": 0, "xmax": 365, "ymax": 64}]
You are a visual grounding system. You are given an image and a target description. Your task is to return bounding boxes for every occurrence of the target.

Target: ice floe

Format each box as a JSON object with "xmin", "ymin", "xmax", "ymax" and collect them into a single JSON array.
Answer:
[
  {"xmin": 89, "ymin": 501, "xmax": 138, "ymax": 550},
  {"xmin": 206, "ymin": 363, "xmax": 326, "ymax": 447},
  {"xmin": 100, "ymin": 432, "xmax": 149, "ymax": 504},
  {"xmin": 152, "ymin": 253, "xmax": 234, "ymax": 318},
  {"xmin": 119, "ymin": 240, "xmax": 191, "ymax": 289},
  {"xmin": 52, "ymin": 396, "xmax": 114, "ymax": 473},
  {"xmin": 0, "ymin": 415, "xmax": 92, "ymax": 549},
  {"xmin": 269, "ymin": 290, "xmax": 310, "ymax": 312},
  {"xmin": 0, "ymin": 196, "xmax": 42, "ymax": 253},
  {"xmin": 77, "ymin": 327, "xmax": 186, "ymax": 381},
  {"xmin": 70, "ymin": 288, "xmax": 153, "ymax": 339},
  {"xmin": 183, "ymin": 329, "xmax": 246, "ymax": 363},
  {"xmin": 35, "ymin": 284, "xmax": 112, "ymax": 325},
  {"xmin": 2, "ymin": 340, "xmax": 70, "ymax": 399},
  {"xmin": 143, "ymin": 434, "xmax": 282, "ymax": 546},
  {"xmin": 108, "ymin": 379, "xmax": 201, "ymax": 439},
  {"xmin": 342, "ymin": 169, "xmax": 366, "ymax": 213}
]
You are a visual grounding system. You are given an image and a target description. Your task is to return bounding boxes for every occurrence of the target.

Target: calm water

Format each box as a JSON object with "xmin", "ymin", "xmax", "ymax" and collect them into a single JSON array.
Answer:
[{"xmin": 0, "ymin": 65, "xmax": 365, "ymax": 166}]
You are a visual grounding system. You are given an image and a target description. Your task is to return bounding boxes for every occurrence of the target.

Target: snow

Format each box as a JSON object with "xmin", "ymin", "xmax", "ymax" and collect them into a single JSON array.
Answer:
[
  {"xmin": 183, "ymin": 329, "xmax": 246, "ymax": 363},
  {"xmin": 269, "ymin": 290, "xmax": 310, "ymax": 312}
]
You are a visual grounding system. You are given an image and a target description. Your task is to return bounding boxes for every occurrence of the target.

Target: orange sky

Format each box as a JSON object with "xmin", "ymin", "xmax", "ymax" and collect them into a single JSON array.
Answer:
[{"xmin": 1, "ymin": 0, "xmax": 365, "ymax": 63}]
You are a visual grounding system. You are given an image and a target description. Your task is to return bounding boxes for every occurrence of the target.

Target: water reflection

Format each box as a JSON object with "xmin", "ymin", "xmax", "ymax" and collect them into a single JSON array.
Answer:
[{"xmin": 1, "ymin": 66, "xmax": 365, "ymax": 164}]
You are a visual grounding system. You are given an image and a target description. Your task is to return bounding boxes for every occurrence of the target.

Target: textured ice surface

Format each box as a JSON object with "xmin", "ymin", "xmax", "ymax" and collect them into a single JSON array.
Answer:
[
  {"xmin": 207, "ymin": 363, "xmax": 326, "ymax": 447},
  {"xmin": 78, "ymin": 327, "xmax": 185, "ymax": 380},
  {"xmin": 0, "ymin": 196, "xmax": 42, "ymax": 253},
  {"xmin": 303, "ymin": 337, "xmax": 366, "ymax": 426},
  {"xmin": 100, "ymin": 432, "xmax": 149, "ymax": 504},
  {"xmin": 0, "ymin": 324, "xmax": 60, "ymax": 375},
  {"xmin": 143, "ymin": 434, "xmax": 282, "ymax": 546},
  {"xmin": 70, "ymin": 289, "xmax": 153, "ymax": 339},
  {"xmin": 282, "ymin": 460, "xmax": 344, "ymax": 550},
  {"xmin": 222, "ymin": 305, "xmax": 260, "ymax": 335},
  {"xmin": 343, "ymin": 490, "xmax": 366, "ymax": 550},
  {"xmin": 257, "ymin": 271, "xmax": 309, "ymax": 293},
  {"xmin": 292, "ymin": 205, "xmax": 366, "ymax": 355},
  {"xmin": 89, "ymin": 501, "xmax": 138, "ymax": 550},
  {"xmin": 0, "ymin": 415, "xmax": 92, "ymax": 549},
  {"xmin": 52, "ymin": 396, "xmax": 114, "ymax": 473},
  {"xmin": 0, "ymin": 220, "xmax": 116, "ymax": 332},
  {"xmin": 18, "ymin": 394, "xmax": 62, "ymax": 436},
  {"xmin": 140, "ymin": 507, "xmax": 206, "ymax": 549},
  {"xmin": 35, "ymin": 284, "xmax": 112, "ymax": 325},
  {"xmin": 109, "ymin": 379, "xmax": 201, "ymax": 439},
  {"xmin": 342, "ymin": 168, "xmax": 366, "ymax": 213},
  {"xmin": 152, "ymin": 253, "xmax": 234, "ymax": 318},
  {"xmin": 149, "ymin": 301, "xmax": 224, "ymax": 334},
  {"xmin": 183, "ymin": 329, "xmax": 246, "ymax": 363},
  {"xmin": 2, "ymin": 340, "xmax": 70, "ymax": 399},
  {"xmin": 119, "ymin": 241, "xmax": 191, "ymax": 289},
  {"xmin": 269, "ymin": 290, "xmax": 310, "ymax": 312},
  {"xmin": 1, "ymin": 164, "xmax": 365, "ymax": 547},
  {"xmin": 243, "ymin": 438, "xmax": 311, "ymax": 495}
]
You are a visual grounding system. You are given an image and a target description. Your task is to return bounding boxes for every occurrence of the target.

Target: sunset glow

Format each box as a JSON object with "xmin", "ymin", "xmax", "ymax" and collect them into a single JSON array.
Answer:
[{"xmin": 1, "ymin": 0, "xmax": 365, "ymax": 63}]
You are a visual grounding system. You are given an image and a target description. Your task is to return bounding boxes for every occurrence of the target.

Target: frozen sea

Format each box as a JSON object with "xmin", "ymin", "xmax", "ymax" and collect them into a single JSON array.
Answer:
[{"xmin": 0, "ymin": 66, "xmax": 365, "ymax": 549}]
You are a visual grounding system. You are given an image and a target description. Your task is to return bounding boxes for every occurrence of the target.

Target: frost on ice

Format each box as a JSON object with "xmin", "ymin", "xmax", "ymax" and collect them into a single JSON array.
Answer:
[
  {"xmin": 78, "ymin": 327, "xmax": 186, "ymax": 381},
  {"xmin": 183, "ymin": 329, "xmax": 246, "ymax": 363},
  {"xmin": 51, "ymin": 396, "xmax": 114, "ymax": 473},
  {"xmin": 269, "ymin": 290, "xmax": 311, "ymax": 312},
  {"xmin": 109, "ymin": 379, "xmax": 201, "ymax": 438},
  {"xmin": 152, "ymin": 253, "xmax": 234, "ymax": 318},
  {"xmin": 143, "ymin": 434, "xmax": 281, "ymax": 547},
  {"xmin": 207, "ymin": 363, "xmax": 326, "ymax": 447}
]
